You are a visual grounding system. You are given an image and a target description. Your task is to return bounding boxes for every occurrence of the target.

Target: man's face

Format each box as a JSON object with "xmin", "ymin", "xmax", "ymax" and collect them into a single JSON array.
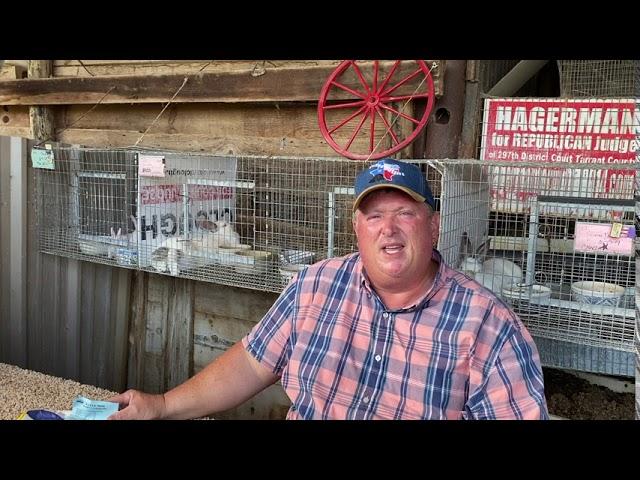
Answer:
[{"xmin": 353, "ymin": 189, "xmax": 439, "ymax": 287}]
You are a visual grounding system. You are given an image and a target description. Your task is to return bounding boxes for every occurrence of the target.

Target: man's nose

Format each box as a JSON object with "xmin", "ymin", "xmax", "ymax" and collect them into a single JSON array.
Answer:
[{"xmin": 380, "ymin": 215, "xmax": 397, "ymax": 235}]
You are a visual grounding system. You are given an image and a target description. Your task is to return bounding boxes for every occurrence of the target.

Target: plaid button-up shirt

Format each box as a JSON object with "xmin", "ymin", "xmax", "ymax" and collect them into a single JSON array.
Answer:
[{"xmin": 243, "ymin": 250, "xmax": 548, "ymax": 420}]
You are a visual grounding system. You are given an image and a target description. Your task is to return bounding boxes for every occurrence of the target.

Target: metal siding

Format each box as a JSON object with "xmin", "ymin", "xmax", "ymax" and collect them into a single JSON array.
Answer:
[
  {"xmin": 0, "ymin": 137, "xmax": 131, "ymax": 391},
  {"xmin": 0, "ymin": 138, "xmax": 11, "ymax": 362}
]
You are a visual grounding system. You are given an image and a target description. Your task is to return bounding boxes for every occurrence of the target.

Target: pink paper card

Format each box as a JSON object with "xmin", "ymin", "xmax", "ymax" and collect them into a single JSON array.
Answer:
[
  {"xmin": 139, "ymin": 155, "xmax": 165, "ymax": 177},
  {"xmin": 574, "ymin": 222, "xmax": 634, "ymax": 255}
]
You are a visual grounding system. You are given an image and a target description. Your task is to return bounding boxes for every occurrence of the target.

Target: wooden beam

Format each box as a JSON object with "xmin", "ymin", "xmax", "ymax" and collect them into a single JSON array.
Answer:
[
  {"xmin": 166, "ymin": 278, "xmax": 194, "ymax": 389},
  {"xmin": 0, "ymin": 61, "xmax": 444, "ymax": 106},
  {"xmin": 27, "ymin": 60, "xmax": 55, "ymax": 141}
]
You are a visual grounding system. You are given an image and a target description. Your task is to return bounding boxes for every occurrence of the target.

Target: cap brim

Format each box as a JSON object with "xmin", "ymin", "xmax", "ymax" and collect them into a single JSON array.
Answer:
[{"xmin": 352, "ymin": 184, "xmax": 426, "ymax": 212}]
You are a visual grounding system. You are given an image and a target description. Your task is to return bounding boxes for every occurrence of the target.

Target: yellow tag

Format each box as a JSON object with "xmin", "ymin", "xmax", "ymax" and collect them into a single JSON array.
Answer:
[{"xmin": 609, "ymin": 222, "xmax": 623, "ymax": 238}]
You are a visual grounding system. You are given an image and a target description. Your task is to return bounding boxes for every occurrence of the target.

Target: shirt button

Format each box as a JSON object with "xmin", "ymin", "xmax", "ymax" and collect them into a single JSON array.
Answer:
[
  {"xmin": 382, "ymin": 312, "xmax": 389, "ymax": 319},
  {"xmin": 375, "ymin": 354, "xmax": 381, "ymax": 362},
  {"xmin": 362, "ymin": 396, "xmax": 370, "ymax": 404}
]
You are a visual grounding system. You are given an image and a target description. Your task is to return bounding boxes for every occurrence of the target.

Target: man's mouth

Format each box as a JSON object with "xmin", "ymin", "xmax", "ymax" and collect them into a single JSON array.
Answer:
[{"xmin": 381, "ymin": 244, "xmax": 404, "ymax": 254}]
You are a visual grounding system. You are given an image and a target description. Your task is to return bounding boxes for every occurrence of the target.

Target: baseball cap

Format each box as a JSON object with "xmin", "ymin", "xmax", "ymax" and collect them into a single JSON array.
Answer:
[{"xmin": 352, "ymin": 158, "xmax": 435, "ymax": 211}]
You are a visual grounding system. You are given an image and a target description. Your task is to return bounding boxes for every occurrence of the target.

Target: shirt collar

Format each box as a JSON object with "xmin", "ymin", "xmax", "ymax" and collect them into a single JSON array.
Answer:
[{"xmin": 358, "ymin": 249, "xmax": 445, "ymax": 309}]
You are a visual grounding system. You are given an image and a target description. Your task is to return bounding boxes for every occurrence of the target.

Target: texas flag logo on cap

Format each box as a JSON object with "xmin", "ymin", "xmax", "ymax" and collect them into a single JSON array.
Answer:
[{"xmin": 369, "ymin": 160, "xmax": 404, "ymax": 182}]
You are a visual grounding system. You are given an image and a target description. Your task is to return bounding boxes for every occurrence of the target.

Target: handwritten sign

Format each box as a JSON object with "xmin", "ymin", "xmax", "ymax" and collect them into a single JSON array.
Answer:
[
  {"xmin": 574, "ymin": 222, "xmax": 634, "ymax": 255},
  {"xmin": 139, "ymin": 155, "xmax": 165, "ymax": 177},
  {"xmin": 31, "ymin": 148, "xmax": 55, "ymax": 170}
]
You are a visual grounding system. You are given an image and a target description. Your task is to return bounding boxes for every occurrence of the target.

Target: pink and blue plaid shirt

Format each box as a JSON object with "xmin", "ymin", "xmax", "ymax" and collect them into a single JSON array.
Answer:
[{"xmin": 243, "ymin": 250, "xmax": 548, "ymax": 420}]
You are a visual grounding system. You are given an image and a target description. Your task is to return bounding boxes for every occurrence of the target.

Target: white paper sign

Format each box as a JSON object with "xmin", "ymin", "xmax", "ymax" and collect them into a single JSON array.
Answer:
[
  {"xmin": 139, "ymin": 155, "xmax": 165, "ymax": 177},
  {"xmin": 574, "ymin": 222, "xmax": 634, "ymax": 255}
]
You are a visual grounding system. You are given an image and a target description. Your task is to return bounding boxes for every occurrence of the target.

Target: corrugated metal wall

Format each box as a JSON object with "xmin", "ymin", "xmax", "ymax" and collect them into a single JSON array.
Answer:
[{"xmin": 0, "ymin": 136, "xmax": 131, "ymax": 392}]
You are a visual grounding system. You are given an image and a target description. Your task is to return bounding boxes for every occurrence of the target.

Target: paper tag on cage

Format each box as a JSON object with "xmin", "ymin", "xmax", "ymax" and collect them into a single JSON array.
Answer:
[
  {"xmin": 31, "ymin": 148, "xmax": 55, "ymax": 169},
  {"xmin": 575, "ymin": 222, "xmax": 633, "ymax": 255},
  {"xmin": 139, "ymin": 155, "xmax": 165, "ymax": 177},
  {"xmin": 609, "ymin": 222, "xmax": 623, "ymax": 238}
]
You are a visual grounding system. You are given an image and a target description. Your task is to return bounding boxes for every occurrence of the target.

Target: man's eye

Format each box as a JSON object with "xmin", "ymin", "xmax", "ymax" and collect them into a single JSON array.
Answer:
[{"xmin": 368, "ymin": 214, "xmax": 381, "ymax": 220}]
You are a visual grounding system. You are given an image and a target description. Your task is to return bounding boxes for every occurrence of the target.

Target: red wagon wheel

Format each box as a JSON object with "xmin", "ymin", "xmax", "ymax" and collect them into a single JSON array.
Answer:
[{"xmin": 318, "ymin": 60, "xmax": 435, "ymax": 161}]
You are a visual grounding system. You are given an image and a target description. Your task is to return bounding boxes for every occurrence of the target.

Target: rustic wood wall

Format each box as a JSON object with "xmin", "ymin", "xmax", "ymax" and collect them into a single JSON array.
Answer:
[
  {"xmin": 0, "ymin": 60, "xmax": 444, "ymax": 157},
  {"xmin": 0, "ymin": 60, "xmax": 450, "ymax": 418}
]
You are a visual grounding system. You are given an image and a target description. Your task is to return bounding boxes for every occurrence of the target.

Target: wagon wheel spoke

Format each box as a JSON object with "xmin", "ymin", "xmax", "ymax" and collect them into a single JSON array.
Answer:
[
  {"xmin": 328, "ymin": 105, "xmax": 368, "ymax": 135},
  {"xmin": 379, "ymin": 103, "xmax": 420, "ymax": 125}
]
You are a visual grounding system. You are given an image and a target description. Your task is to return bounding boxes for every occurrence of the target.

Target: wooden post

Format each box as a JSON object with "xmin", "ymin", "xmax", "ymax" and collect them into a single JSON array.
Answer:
[{"xmin": 27, "ymin": 60, "xmax": 55, "ymax": 141}]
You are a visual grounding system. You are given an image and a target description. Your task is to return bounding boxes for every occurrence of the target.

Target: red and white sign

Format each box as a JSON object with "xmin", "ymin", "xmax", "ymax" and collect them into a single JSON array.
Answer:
[{"xmin": 480, "ymin": 98, "xmax": 638, "ymax": 212}]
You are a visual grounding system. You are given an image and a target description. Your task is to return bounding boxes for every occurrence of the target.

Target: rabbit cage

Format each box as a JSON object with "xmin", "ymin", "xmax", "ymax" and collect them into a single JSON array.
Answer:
[
  {"xmin": 433, "ymin": 158, "xmax": 636, "ymax": 376},
  {"xmin": 34, "ymin": 146, "xmax": 395, "ymax": 293},
  {"xmin": 33, "ymin": 146, "xmax": 636, "ymax": 375}
]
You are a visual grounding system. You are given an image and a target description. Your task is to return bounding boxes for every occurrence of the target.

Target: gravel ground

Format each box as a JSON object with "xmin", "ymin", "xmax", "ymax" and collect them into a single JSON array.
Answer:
[
  {"xmin": 2, "ymin": 362, "xmax": 634, "ymax": 420},
  {"xmin": 543, "ymin": 367, "xmax": 635, "ymax": 420},
  {"xmin": 0, "ymin": 362, "xmax": 117, "ymax": 420}
]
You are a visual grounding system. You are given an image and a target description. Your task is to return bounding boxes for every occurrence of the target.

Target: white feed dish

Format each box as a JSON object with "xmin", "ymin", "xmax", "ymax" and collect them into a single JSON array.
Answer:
[
  {"xmin": 280, "ymin": 249, "xmax": 315, "ymax": 265},
  {"xmin": 218, "ymin": 243, "xmax": 251, "ymax": 252},
  {"xmin": 279, "ymin": 263, "xmax": 306, "ymax": 282},
  {"xmin": 233, "ymin": 250, "xmax": 273, "ymax": 274},
  {"xmin": 571, "ymin": 281, "xmax": 625, "ymax": 307},
  {"xmin": 502, "ymin": 283, "xmax": 551, "ymax": 301},
  {"xmin": 115, "ymin": 247, "xmax": 138, "ymax": 266}
]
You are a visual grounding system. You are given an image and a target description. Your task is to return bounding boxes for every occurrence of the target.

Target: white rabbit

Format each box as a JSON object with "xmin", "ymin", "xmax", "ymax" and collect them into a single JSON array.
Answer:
[
  {"xmin": 457, "ymin": 232, "xmax": 522, "ymax": 293},
  {"xmin": 192, "ymin": 218, "xmax": 241, "ymax": 249},
  {"xmin": 211, "ymin": 219, "xmax": 241, "ymax": 248},
  {"xmin": 150, "ymin": 242, "xmax": 187, "ymax": 276},
  {"xmin": 149, "ymin": 218, "xmax": 241, "ymax": 275},
  {"xmin": 108, "ymin": 215, "xmax": 138, "ymax": 259}
]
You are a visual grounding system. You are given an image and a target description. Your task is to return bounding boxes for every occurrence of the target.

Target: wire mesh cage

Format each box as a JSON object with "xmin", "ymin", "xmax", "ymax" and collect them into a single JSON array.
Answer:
[
  {"xmin": 557, "ymin": 60, "xmax": 638, "ymax": 98},
  {"xmin": 33, "ymin": 146, "xmax": 637, "ymax": 359},
  {"xmin": 35, "ymin": 147, "xmax": 442, "ymax": 293},
  {"xmin": 431, "ymin": 159, "xmax": 637, "ymax": 357}
]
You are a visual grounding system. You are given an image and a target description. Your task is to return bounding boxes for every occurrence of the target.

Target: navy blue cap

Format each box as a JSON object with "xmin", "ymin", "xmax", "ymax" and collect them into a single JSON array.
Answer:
[{"xmin": 353, "ymin": 159, "xmax": 435, "ymax": 211}]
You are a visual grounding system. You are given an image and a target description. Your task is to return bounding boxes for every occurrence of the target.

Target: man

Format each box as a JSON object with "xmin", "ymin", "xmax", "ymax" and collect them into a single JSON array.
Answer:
[{"xmin": 110, "ymin": 158, "xmax": 548, "ymax": 420}]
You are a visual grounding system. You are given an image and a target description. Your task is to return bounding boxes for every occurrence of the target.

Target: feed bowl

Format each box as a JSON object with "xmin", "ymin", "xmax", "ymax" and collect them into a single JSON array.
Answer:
[
  {"xmin": 502, "ymin": 283, "xmax": 551, "ymax": 301},
  {"xmin": 280, "ymin": 249, "xmax": 315, "ymax": 265},
  {"xmin": 233, "ymin": 250, "xmax": 274, "ymax": 274},
  {"xmin": 571, "ymin": 281, "xmax": 625, "ymax": 307},
  {"xmin": 279, "ymin": 263, "xmax": 306, "ymax": 282}
]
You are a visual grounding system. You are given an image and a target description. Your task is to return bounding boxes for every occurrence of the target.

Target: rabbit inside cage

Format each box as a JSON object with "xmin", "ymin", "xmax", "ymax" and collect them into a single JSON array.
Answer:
[{"xmin": 435, "ymin": 159, "xmax": 636, "ymax": 354}]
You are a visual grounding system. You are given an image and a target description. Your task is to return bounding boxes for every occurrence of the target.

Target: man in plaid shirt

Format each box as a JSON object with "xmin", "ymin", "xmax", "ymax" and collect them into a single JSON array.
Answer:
[{"xmin": 110, "ymin": 159, "xmax": 548, "ymax": 420}]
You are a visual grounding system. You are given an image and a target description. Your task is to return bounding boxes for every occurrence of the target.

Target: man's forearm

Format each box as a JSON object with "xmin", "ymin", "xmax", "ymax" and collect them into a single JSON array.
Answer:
[{"xmin": 162, "ymin": 342, "xmax": 280, "ymax": 419}]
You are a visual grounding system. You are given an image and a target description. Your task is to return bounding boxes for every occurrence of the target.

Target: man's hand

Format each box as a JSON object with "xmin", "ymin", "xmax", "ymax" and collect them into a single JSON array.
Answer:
[{"xmin": 107, "ymin": 390, "xmax": 167, "ymax": 420}]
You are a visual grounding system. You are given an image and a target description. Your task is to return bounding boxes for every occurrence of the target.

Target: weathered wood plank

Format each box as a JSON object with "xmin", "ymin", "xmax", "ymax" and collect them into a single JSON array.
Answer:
[
  {"xmin": 166, "ymin": 278, "xmax": 194, "ymax": 389},
  {"xmin": 127, "ymin": 270, "xmax": 147, "ymax": 390},
  {"xmin": 57, "ymin": 128, "xmax": 344, "ymax": 157},
  {"xmin": 0, "ymin": 105, "xmax": 30, "ymax": 138},
  {"xmin": 143, "ymin": 275, "xmax": 170, "ymax": 392},
  {"xmin": 0, "ymin": 61, "xmax": 443, "ymax": 105},
  {"xmin": 27, "ymin": 61, "xmax": 55, "ymax": 141},
  {"xmin": 53, "ymin": 60, "xmax": 342, "ymax": 77}
]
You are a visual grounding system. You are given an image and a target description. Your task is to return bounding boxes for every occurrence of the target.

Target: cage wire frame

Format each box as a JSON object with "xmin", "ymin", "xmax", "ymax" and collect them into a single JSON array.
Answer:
[
  {"xmin": 558, "ymin": 60, "xmax": 638, "ymax": 98},
  {"xmin": 34, "ymin": 147, "xmax": 637, "ymax": 356}
]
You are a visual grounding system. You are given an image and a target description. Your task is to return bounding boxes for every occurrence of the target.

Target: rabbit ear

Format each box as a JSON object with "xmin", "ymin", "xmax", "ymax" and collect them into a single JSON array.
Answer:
[
  {"xmin": 456, "ymin": 232, "xmax": 472, "ymax": 264},
  {"xmin": 117, "ymin": 228, "xmax": 122, "ymax": 237},
  {"xmin": 111, "ymin": 227, "xmax": 116, "ymax": 237},
  {"xmin": 475, "ymin": 238, "xmax": 490, "ymax": 257},
  {"xmin": 130, "ymin": 215, "xmax": 137, "ymax": 230}
]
